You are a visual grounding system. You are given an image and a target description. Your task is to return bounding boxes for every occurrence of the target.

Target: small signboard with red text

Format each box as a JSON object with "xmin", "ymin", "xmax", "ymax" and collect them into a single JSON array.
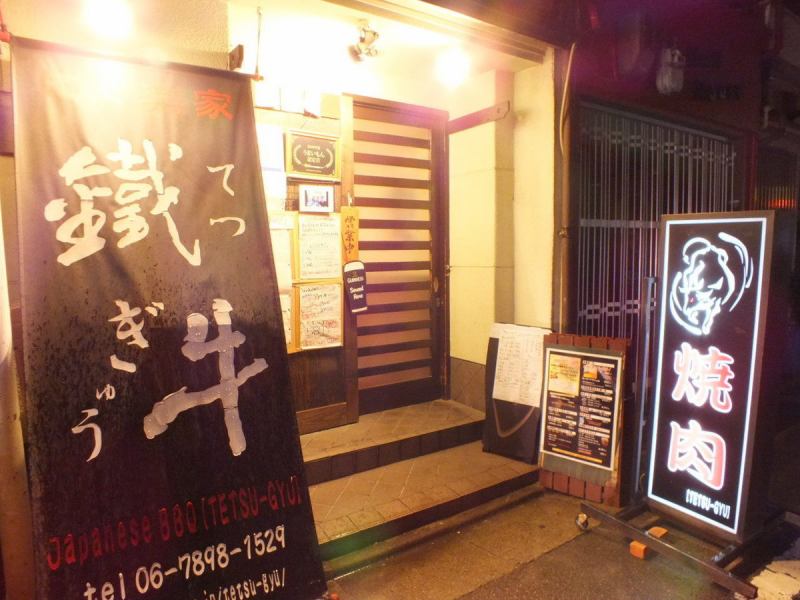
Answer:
[{"xmin": 646, "ymin": 212, "xmax": 774, "ymax": 542}]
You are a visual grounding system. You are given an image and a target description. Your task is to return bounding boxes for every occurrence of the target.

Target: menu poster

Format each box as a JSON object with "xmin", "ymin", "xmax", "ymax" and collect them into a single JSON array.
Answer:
[
  {"xmin": 298, "ymin": 284, "xmax": 342, "ymax": 349},
  {"xmin": 540, "ymin": 346, "xmax": 623, "ymax": 471},
  {"xmin": 256, "ymin": 124, "xmax": 285, "ymax": 171},
  {"xmin": 298, "ymin": 214, "xmax": 341, "ymax": 280},
  {"xmin": 256, "ymin": 124, "xmax": 287, "ymax": 214},
  {"xmin": 491, "ymin": 323, "xmax": 549, "ymax": 407},
  {"xmin": 12, "ymin": 38, "xmax": 325, "ymax": 599}
]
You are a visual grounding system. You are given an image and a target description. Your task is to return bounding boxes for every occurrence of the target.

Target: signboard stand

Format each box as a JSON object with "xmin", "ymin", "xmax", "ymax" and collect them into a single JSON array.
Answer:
[
  {"xmin": 483, "ymin": 323, "xmax": 549, "ymax": 463},
  {"xmin": 576, "ymin": 501, "xmax": 760, "ymax": 598},
  {"xmin": 537, "ymin": 333, "xmax": 631, "ymax": 507},
  {"xmin": 572, "ymin": 210, "xmax": 799, "ymax": 599}
]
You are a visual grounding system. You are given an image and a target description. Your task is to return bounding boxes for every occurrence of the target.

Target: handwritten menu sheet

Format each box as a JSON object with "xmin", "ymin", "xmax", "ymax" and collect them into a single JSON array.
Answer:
[
  {"xmin": 491, "ymin": 323, "xmax": 549, "ymax": 407},
  {"xmin": 298, "ymin": 283, "xmax": 342, "ymax": 349},
  {"xmin": 298, "ymin": 214, "xmax": 341, "ymax": 280}
]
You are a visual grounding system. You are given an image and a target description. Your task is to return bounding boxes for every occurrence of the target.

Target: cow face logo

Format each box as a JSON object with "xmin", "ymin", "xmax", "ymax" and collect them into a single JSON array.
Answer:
[{"xmin": 669, "ymin": 232, "xmax": 753, "ymax": 336}]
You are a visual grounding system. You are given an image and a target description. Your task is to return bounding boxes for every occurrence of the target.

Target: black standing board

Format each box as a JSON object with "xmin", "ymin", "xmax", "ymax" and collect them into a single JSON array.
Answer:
[
  {"xmin": 483, "ymin": 325, "xmax": 548, "ymax": 463},
  {"xmin": 12, "ymin": 38, "xmax": 326, "ymax": 599}
]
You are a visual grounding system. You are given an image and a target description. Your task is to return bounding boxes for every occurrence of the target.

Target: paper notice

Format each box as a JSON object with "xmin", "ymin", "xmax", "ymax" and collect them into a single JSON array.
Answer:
[
  {"xmin": 298, "ymin": 214, "xmax": 341, "ymax": 280},
  {"xmin": 491, "ymin": 323, "xmax": 549, "ymax": 407},
  {"xmin": 299, "ymin": 283, "xmax": 342, "ymax": 349}
]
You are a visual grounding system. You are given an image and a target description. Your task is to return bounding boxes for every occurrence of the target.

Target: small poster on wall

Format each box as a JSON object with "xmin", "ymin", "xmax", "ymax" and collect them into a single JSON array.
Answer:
[
  {"xmin": 340, "ymin": 206, "xmax": 359, "ymax": 263},
  {"xmin": 343, "ymin": 260, "xmax": 368, "ymax": 313},
  {"xmin": 269, "ymin": 212, "xmax": 295, "ymax": 293},
  {"xmin": 298, "ymin": 283, "xmax": 343, "ymax": 349},
  {"xmin": 256, "ymin": 123, "xmax": 288, "ymax": 213},
  {"xmin": 298, "ymin": 213, "xmax": 341, "ymax": 280}
]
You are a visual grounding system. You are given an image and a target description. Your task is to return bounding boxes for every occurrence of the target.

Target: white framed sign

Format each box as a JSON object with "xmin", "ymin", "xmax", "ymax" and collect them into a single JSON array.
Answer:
[{"xmin": 646, "ymin": 212, "xmax": 772, "ymax": 541}]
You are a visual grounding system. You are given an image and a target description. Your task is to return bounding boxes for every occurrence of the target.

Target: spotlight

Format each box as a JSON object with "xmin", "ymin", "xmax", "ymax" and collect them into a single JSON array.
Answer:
[{"xmin": 350, "ymin": 21, "xmax": 379, "ymax": 61}]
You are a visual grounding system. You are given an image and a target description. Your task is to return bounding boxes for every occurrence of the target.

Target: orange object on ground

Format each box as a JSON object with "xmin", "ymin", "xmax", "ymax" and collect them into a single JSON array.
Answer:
[
  {"xmin": 648, "ymin": 526, "xmax": 668, "ymax": 538},
  {"xmin": 629, "ymin": 540, "xmax": 649, "ymax": 559},
  {"xmin": 629, "ymin": 526, "xmax": 669, "ymax": 559}
]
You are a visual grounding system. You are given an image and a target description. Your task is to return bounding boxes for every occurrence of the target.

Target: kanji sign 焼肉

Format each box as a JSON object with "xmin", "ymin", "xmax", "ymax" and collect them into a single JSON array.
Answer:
[{"xmin": 647, "ymin": 213, "xmax": 771, "ymax": 540}]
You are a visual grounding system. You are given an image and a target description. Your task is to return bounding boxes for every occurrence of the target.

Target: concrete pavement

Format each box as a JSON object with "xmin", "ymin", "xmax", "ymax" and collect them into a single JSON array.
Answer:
[{"xmin": 327, "ymin": 485, "xmax": 800, "ymax": 600}]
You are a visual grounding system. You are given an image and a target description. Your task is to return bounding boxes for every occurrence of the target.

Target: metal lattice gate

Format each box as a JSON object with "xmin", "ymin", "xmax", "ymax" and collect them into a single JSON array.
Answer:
[
  {"xmin": 573, "ymin": 103, "xmax": 739, "ymax": 348},
  {"xmin": 754, "ymin": 145, "xmax": 799, "ymax": 210}
]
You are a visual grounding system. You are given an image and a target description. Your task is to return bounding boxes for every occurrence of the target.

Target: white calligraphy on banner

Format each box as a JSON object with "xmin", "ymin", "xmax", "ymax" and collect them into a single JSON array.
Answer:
[{"xmin": 43, "ymin": 140, "xmax": 244, "ymax": 267}]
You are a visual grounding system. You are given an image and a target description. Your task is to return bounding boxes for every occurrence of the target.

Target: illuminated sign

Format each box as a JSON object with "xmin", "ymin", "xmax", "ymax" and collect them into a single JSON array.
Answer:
[{"xmin": 647, "ymin": 213, "xmax": 771, "ymax": 540}]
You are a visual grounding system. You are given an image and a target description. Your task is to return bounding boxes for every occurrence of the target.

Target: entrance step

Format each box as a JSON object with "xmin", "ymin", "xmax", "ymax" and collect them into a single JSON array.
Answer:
[
  {"xmin": 300, "ymin": 399, "xmax": 484, "ymax": 485},
  {"xmin": 309, "ymin": 440, "xmax": 539, "ymax": 562}
]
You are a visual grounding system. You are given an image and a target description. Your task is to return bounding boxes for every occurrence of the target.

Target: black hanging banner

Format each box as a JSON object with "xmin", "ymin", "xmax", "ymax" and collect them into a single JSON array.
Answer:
[
  {"xmin": 646, "ymin": 212, "xmax": 774, "ymax": 542},
  {"xmin": 12, "ymin": 38, "xmax": 326, "ymax": 599}
]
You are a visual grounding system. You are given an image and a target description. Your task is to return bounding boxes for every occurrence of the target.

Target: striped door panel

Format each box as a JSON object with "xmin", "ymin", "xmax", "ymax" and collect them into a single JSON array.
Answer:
[{"xmin": 353, "ymin": 104, "xmax": 438, "ymax": 400}]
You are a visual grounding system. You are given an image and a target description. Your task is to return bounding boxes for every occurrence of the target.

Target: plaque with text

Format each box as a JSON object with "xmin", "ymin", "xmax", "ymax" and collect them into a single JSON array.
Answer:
[
  {"xmin": 285, "ymin": 132, "xmax": 340, "ymax": 181},
  {"xmin": 12, "ymin": 38, "xmax": 325, "ymax": 599}
]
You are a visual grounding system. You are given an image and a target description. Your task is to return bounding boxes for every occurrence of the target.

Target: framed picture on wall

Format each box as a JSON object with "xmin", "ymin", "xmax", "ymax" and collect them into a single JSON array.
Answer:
[
  {"xmin": 285, "ymin": 131, "xmax": 341, "ymax": 181},
  {"xmin": 299, "ymin": 184, "xmax": 335, "ymax": 213}
]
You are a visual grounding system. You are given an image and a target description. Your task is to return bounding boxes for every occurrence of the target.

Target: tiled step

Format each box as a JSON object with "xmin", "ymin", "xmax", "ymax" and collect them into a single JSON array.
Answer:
[
  {"xmin": 300, "ymin": 400, "xmax": 484, "ymax": 485},
  {"xmin": 309, "ymin": 440, "xmax": 539, "ymax": 561}
]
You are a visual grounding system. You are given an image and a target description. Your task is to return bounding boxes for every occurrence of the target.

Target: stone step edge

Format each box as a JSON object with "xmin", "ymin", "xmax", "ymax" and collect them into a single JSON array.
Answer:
[
  {"xmin": 304, "ymin": 420, "xmax": 484, "ymax": 485},
  {"xmin": 319, "ymin": 467, "xmax": 539, "ymax": 569}
]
